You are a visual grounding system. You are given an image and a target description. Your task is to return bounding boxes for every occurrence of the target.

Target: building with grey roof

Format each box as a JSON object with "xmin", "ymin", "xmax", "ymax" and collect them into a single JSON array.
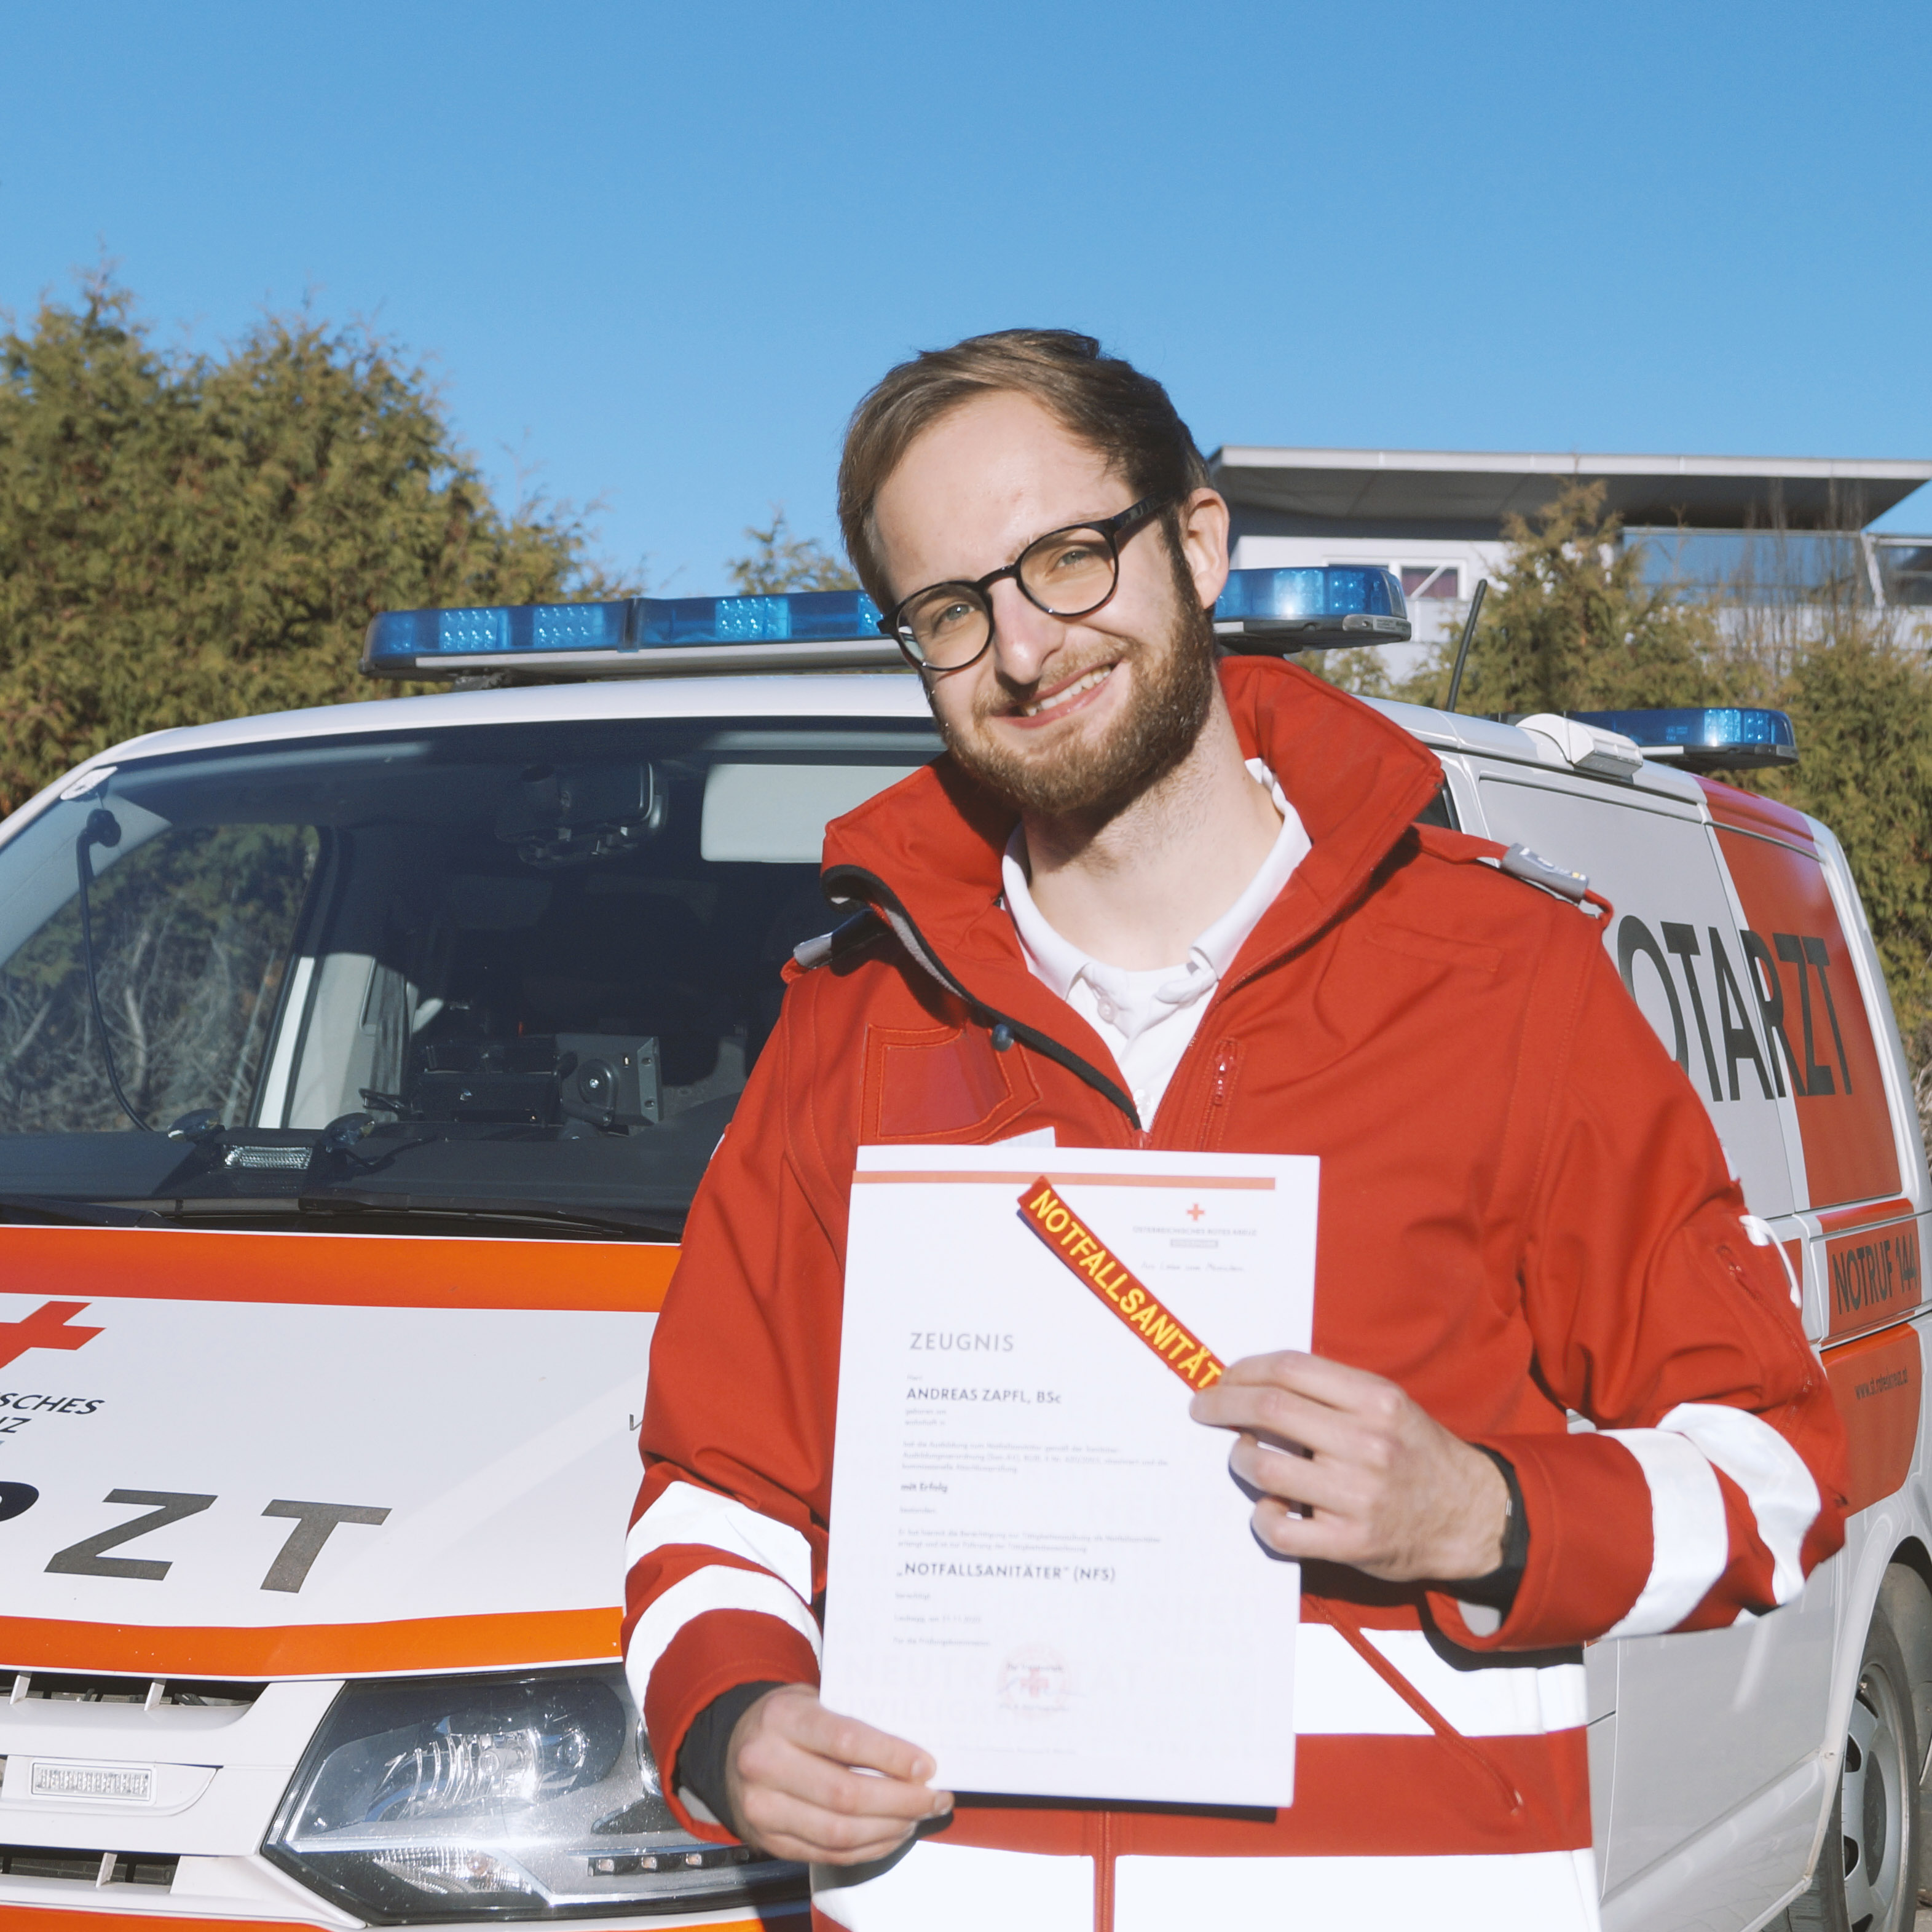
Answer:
[{"xmin": 1208, "ymin": 447, "xmax": 1932, "ymax": 672}]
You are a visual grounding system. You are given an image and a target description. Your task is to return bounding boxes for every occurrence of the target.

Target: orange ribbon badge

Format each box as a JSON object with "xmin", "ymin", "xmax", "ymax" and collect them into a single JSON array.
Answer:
[{"xmin": 1017, "ymin": 1177, "xmax": 1224, "ymax": 1390}]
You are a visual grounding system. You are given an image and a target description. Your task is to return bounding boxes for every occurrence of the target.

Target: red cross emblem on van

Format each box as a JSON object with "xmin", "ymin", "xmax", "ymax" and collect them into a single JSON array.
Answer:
[{"xmin": 0, "ymin": 1301, "xmax": 103, "ymax": 1372}]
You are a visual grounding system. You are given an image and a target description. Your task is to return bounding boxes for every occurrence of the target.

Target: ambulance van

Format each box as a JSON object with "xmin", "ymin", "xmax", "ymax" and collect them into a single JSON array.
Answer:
[{"xmin": 0, "ymin": 568, "xmax": 1921, "ymax": 1932}]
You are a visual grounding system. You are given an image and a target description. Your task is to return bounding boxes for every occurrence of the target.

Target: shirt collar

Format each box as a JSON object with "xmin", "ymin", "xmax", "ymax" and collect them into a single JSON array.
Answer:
[{"xmin": 1001, "ymin": 759, "xmax": 1310, "ymax": 1005}]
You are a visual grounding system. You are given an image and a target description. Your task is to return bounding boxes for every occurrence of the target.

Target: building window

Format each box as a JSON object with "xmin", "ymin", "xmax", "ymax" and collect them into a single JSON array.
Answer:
[
  {"xmin": 1401, "ymin": 565, "xmax": 1461, "ymax": 601},
  {"xmin": 1877, "ymin": 541, "xmax": 1932, "ymax": 609}
]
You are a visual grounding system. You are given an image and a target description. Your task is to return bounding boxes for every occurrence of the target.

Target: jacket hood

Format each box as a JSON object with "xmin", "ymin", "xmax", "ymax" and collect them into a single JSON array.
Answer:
[{"xmin": 820, "ymin": 656, "xmax": 1448, "ymax": 1000}]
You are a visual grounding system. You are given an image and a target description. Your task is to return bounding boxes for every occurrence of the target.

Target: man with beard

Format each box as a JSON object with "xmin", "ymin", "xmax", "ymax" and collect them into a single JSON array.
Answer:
[{"xmin": 621, "ymin": 331, "xmax": 1845, "ymax": 1931}]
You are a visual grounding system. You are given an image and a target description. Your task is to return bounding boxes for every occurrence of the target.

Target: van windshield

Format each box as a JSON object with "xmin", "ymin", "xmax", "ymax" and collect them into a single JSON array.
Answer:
[{"xmin": 0, "ymin": 718, "xmax": 937, "ymax": 1236}]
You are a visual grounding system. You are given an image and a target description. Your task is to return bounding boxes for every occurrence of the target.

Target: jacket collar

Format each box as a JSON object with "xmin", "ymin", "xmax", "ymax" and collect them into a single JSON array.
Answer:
[{"xmin": 819, "ymin": 656, "xmax": 1446, "ymax": 1118}]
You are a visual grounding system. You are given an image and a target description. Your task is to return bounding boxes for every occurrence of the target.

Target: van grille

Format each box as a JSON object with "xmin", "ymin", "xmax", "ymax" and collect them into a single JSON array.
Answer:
[
  {"xmin": 0, "ymin": 1845, "xmax": 178, "ymax": 1888},
  {"xmin": 5, "ymin": 1671, "xmax": 265, "ymax": 1708}
]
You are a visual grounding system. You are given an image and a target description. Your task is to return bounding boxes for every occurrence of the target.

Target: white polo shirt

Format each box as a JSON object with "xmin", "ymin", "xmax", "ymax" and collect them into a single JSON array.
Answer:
[{"xmin": 1001, "ymin": 760, "xmax": 1309, "ymax": 1124}]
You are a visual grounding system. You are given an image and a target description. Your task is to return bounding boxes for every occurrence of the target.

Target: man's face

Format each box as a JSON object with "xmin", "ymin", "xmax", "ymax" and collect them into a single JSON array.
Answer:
[{"xmin": 870, "ymin": 392, "xmax": 1230, "ymax": 821}]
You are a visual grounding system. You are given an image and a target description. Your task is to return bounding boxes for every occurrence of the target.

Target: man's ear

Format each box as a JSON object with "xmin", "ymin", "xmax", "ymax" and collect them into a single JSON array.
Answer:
[{"xmin": 1177, "ymin": 489, "xmax": 1231, "ymax": 612}]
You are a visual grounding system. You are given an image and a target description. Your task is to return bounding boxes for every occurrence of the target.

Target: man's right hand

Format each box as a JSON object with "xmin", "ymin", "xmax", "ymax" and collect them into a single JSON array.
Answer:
[{"xmin": 722, "ymin": 1683, "xmax": 952, "ymax": 1864}]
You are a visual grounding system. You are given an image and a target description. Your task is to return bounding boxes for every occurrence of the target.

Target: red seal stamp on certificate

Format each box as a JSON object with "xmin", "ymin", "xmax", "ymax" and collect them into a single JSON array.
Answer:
[{"xmin": 998, "ymin": 1644, "xmax": 1072, "ymax": 1718}]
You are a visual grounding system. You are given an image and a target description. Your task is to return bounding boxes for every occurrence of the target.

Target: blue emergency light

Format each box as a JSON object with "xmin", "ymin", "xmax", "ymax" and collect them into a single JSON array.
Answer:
[
  {"xmin": 361, "ymin": 589, "xmax": 896, "ymax": 678},
  {"xmin": 1212, "ymin": 566, "xmax": 1410, "ymax": 646},
  {"xmin": 361, "ymin": 567, "xmax": 1411, "ymax": 680},
  {"xmin": 1567, "ymin": 707, "xmax": 1798, "ymax": 772}
]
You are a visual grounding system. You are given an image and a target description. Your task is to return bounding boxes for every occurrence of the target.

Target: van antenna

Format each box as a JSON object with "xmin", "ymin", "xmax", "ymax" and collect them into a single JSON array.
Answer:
[{"xmin": 1444, "ymin": 578, "xmax": 1488, "ymax": 715}]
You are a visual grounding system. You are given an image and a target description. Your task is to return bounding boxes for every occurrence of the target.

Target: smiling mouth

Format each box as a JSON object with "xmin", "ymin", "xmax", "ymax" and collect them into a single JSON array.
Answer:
[{"xmin": 1017, "ymin": 663, "xmax": 1115, "ymax": 720}]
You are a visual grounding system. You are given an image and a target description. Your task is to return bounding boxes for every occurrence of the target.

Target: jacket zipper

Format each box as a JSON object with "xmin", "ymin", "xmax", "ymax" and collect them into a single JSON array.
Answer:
[{"xmin": 1194, "ymin": 1039, "xmax": 1242, "ymax": 1150}]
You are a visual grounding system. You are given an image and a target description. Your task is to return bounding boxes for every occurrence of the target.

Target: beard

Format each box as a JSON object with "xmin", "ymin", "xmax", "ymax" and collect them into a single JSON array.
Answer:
[{"xmin": 936, "ymin": 574, "xmax": 1218, "ymax": 825}]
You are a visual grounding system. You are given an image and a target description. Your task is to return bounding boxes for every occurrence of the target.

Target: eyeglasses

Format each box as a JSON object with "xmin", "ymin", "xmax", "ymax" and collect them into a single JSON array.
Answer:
[{"xmin": 879, "ymin": 497, "xmax": 1167, "ymax": 672}]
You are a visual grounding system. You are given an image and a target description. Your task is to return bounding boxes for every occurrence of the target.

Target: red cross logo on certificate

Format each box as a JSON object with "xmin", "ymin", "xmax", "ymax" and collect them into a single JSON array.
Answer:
[
  {"xmin": 0, "ymin": 1301, "xmax": 103, "ymax": 1373},
  {"xmin": 1186, "ymin": 1202, "xmax": 1206, "ymax": 1222}
]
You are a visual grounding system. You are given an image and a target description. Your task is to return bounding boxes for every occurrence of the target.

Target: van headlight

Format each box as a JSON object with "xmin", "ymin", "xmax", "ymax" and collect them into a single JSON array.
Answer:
[{"xmin": 262, "ymin": 1669, "xmax": 805, "ymax": 1921}]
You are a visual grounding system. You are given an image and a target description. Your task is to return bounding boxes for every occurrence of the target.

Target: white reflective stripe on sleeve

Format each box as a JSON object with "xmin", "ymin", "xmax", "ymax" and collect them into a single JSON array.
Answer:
[
  {"xmin": 812, "ymin": 1842, "xmax": 1094, "ymax": 1931},
  {"xmin": 1599, "ymin": 1426, "xmax": 1728, "ymax": 1637},
  {"xmin": 1114, "ymin": 1850, "xmax": 1600, "ymax": 1932},
  {"xmin": 623, "ymin": 1565, "xmax": 822, "ymax": 1717},
  {"xmin": 1657, "ymin": 1400, "xmax": 1820, "ymax": 1604},
  {"xmin": 1293, "ymin": 1625, "xmax": 1585, "ymax": 1737},
  {"xmin": 625, "ymin": 1480, "xmax": 813, "ymax": 1603}
]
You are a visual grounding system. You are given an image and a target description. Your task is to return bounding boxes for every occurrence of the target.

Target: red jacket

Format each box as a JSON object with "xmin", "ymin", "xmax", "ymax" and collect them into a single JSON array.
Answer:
[{"xmin": 623, "ymin": 658, "xmax": 1847, "ymax": 1930}]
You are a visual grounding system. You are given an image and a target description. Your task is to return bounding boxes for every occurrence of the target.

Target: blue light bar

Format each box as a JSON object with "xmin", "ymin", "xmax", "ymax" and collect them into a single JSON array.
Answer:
[
  {"xmin": 637, "ymin": 590, "xmax": 885, "ymax": 646},
  {"xmin": 365, "ymin": 569, "xmax": 1417, "ymax": 681},
  {"xmin": 362, "ymin": 591, "xmax": 894, "ymax": 679},
  {"xmin": 1567, "ymin": 707, "xmax": 1798, "ymax": 771},
  {"xmin": 369, "ymin": 602, "xmax": 631, "ymax": 661},
  {"xmin": 1212, "ymin": 567, "xmax": 1410, "ymax": 648}
]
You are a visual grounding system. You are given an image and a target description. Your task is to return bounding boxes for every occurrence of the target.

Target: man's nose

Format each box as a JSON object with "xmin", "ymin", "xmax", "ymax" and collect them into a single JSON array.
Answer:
[{"xmin": 985, "ymin": 577, "xmax": 1065, "ymax": 684}]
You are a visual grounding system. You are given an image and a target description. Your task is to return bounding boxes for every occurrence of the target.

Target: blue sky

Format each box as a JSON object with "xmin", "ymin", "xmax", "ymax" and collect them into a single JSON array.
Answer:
[{"xmin": 4, "ymin": 0, "xmax": 1928, "ymax": 591}]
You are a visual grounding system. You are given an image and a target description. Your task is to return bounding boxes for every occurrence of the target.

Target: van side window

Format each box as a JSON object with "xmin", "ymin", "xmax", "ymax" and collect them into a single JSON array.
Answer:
[{"xmin": 1414, "ymin": 784, "xmax": 1458, "ymax": 832}]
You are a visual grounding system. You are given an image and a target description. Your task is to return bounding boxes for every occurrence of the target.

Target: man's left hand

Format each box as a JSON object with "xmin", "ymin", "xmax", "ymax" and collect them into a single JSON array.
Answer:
[{"xmin": 1189, "ymin": 1350, "xmax": 1509, "ymax": 1583}]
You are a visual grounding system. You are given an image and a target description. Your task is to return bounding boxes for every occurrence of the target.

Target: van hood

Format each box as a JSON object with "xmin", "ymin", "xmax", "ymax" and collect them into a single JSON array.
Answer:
[{"xmin": 0, "ymin": 1225, "xmax": 666, "ymax": 1678}]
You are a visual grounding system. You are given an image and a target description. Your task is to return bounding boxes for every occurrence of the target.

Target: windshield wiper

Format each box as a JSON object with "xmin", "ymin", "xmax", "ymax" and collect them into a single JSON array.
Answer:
[
  {"xmin": 0, "ymin": 1193, "xmax": 172, "ymax": 1228},
  {"xmin": 295, "ymin": 1188, "xmax": 680, "ymax": 1242}
]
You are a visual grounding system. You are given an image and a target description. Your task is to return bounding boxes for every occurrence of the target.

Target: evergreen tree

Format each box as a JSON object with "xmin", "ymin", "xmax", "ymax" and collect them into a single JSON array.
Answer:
[
  {"xmin": 1305, "ymin": 645, "xmax": 1393, "ymax": 699},
  {"xmin": 0, "ymin": 273, "xmax": 615, "ymax": 816},
  {"xmin": 1762, "ymin": 622, "xmax": 1932, "ymax": 1068},
  {"xmin": 1401, "ymin": 479, "xmax": 1723, "ymax": 714}
]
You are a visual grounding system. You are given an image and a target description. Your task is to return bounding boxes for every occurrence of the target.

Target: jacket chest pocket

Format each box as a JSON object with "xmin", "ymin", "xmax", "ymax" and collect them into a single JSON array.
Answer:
[{"xmin": 862, "ymin": 1022, "xmax": 1039, "ymax": 1141}]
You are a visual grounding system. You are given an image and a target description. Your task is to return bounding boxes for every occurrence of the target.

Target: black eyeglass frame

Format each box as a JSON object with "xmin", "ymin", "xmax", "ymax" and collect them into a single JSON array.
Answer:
[{"xmin": 877, "ymin": 496, "xmax": 1169, "ymax": 672}]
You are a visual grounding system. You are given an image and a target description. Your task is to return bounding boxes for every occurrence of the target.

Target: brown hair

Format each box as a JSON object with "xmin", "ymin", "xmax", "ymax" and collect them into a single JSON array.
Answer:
[{"xmin": 836, "ymin": 328, "xmax": 1210, "ymax": 609}]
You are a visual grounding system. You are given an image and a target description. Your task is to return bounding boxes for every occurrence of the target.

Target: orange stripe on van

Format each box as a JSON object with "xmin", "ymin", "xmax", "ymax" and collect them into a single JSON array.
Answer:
[
  {"xmin": 1822, "ymin": 1323, "xmax": 1922, "ymax": 1513},
  {"xmin": 1816, "ymin": 1197, "xmax": 1917, "ymax": 1236},
  {"xmin": 0, "ymin": 1226, "xmax": 679, "ymax": 1313},
  {"xmin": 0, "ymin": 1914, "xmax": 333, "ymax": 1932},
  {"xmin": 0, "ymin": 1606, "xmax": 621, "ymax": 1678},
  {"xmin": 1697, "ymin": 778, "xmax": 1819, "ymax": 853}
]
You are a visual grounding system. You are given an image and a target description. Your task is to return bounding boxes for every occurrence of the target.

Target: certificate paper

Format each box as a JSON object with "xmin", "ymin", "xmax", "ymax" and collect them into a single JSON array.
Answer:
[{"xmin": 819, "ymin": 1145, "xmax": 1318, "ymax": 1807}]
